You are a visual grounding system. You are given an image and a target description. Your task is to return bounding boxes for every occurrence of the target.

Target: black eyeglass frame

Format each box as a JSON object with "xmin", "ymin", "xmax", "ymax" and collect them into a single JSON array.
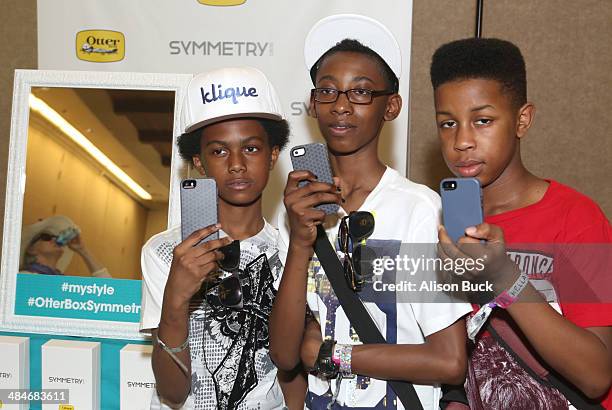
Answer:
[
  {"xmin": 32, "ymin": 233, "xmax": 58, "ymax": 244},
  {"xmin": 311, "ymin": 88, "xmax": 395, "ymax": 104}
]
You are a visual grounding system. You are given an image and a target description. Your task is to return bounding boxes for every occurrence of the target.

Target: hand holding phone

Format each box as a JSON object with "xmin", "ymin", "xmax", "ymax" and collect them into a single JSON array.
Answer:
[
  {"xmin": 439, "ymin": 178, "xmax": 515, "ymax": 294},
  {"xmin": 284, "ymin": 143, "xmax": 341, "ymax": 247},
  {"xmin": 170, "ymin": 178, "xmax": 237, "ymax": 304},
  {"xmin": 167, "ymin": 224, "xmax": 232, "ymax": 305},
  {"xmin": 290, "ymin": 143, "xmax": 340, "ymax": 215},
  {"xmin": 440, "ymin": 178, "xmax": 484, "ymax": 242},
  {"xmin": 179, "ymin": 178, "xmax": 240, "ymax": 268}
]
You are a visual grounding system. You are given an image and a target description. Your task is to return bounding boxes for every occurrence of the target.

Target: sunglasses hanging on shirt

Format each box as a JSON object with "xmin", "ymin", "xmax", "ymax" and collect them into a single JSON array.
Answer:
[
  {"xmin": 337, "ymin": 211, "xmax": 376, "ymax": 292},
  {"xmin": 195, "ymin": 239, "xmax": 241, "ymax": 306},
  {"xmin": 218, "ymin": 240, "xmax": 240, "ymax": 271},
  {"xmin": 205, "ymin": 251, "xmax": 271, "ymax": 311}
]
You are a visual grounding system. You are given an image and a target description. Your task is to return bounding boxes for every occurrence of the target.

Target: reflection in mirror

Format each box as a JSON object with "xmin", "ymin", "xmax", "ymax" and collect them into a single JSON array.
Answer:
[{"xmin": 21, "ymin": 87, "xmax": 174, "ymax": 280}]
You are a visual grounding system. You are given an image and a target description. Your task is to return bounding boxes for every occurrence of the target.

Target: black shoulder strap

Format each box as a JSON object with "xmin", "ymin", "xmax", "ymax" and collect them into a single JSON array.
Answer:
[
  {"xmin": 487, "ymin": 323, "xmax": 605, "ymax": 410},
  {"xmin": 314, "ymin": 225, "xmax": 424, "ymax": 410}
]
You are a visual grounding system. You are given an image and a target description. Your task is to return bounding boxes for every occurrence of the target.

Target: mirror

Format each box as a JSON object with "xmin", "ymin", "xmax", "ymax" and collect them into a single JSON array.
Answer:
[
  {"xmin": 23, "ymin": 87, "xmax": 172, "ymax": 280},
  {"xmin": 1, "ymin": 70, "xmax": 191, "ymax": 340}
]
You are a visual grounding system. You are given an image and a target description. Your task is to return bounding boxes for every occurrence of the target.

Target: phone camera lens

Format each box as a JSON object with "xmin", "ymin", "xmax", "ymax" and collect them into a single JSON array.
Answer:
[
  {"xmin": 291, "ymin": 147, "xmax": 306, "ymax": 157},
  {"xmin": 182, "ymin": 179, "xmax": 196, "ymax": 189},
  {"xmin": 442, "ymin": 180, "xmax": 457, "ymax": 190}
]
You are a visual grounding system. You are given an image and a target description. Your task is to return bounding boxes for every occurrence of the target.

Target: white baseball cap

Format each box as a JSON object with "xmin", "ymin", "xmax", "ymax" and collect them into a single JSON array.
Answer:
[
  {"xmin": 304, "ymin": 14, "xmax": 402, "ymax": 80},
  {"xmin": 181, "ymin": 66, "xmax": 284, "ymax": 133}
]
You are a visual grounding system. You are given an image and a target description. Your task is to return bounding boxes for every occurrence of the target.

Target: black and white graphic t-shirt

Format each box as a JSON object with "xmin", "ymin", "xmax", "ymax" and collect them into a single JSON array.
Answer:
[{"xmin": 140, "ymin": 222, "xmax": 284, "ymax": 409}]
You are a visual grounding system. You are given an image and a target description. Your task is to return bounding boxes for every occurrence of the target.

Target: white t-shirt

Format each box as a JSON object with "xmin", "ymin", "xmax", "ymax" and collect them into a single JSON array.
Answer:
[
  {"xmin": 277, "ymin": 167, "xmax": 472, "ymax": 410},
  {"xmin": 140, "ymin": 222, "xmax": 285, "ymax": 410}
]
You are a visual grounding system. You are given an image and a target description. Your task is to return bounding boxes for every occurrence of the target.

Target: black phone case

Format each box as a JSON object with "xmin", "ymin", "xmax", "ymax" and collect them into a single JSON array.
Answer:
[
  {"xmin": 180, "ymin": 178, "xmax": 219, "ymax": 244},
  {"xmin": 440, "ymin": 178, "xmax": 484, "ymax": 242},
  {"xmin": 290, "ymin": 143, "xmax": 340, "ymax": 215}
]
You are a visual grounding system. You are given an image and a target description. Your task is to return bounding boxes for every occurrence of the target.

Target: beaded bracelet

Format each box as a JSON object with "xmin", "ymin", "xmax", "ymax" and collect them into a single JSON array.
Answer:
[{"xmin": 332, "ymin": 344, "xmax": 354, "ymax": 378}]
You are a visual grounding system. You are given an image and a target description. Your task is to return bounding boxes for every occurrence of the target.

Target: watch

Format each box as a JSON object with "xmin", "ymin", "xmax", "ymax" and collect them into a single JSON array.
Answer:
[{"xmin": 314, "ymin": 339, "xmax": 339, "ymax": 378}]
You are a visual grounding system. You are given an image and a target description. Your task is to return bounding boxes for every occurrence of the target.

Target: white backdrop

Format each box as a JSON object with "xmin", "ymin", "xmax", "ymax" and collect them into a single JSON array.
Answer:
[{"xmin": 37, "ymin": 0, "xmax": 414, "ymax": 222}]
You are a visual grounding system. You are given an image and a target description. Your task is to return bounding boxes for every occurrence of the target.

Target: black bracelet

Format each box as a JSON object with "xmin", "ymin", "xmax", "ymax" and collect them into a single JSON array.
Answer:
[{"xmin": 314, "ymin": 339, "xmax": 339, "ymax": 379}]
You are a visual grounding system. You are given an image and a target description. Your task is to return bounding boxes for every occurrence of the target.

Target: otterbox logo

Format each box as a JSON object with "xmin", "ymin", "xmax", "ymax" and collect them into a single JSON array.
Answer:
[
  {"xmin": 59, "ymin": 405, "xmax": 74, "ymax": 410},
  {"xmin": 197, "ymin": 0, "xmax": 246, "ymax": 5},
  {"xmin": 76, "ymin": 30, "xmax": 125, "ymax": 62}
]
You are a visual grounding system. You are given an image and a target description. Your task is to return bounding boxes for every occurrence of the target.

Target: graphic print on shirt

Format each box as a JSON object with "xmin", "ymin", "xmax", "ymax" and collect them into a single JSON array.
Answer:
[
  {"xmin": 468, "ymin": 248, "xmax": 571, "ymax": 410},
  {"xmin": 467, "ymin": 334, "xmax": 568, "ymax": 410},
  {"xmin": 178, "ymin": 236, "xmax": 280, "ymax": 410},
  {"xmin": 507, "ymin": 249, "xmax": 557, "ymax": 303},
  {"xmin": 306, "ymin": 237, "xmax": 401, "ymax": 409},
  {"xmin": 207, "ymin": 254, "xmax": 276, "ymax": 408}
]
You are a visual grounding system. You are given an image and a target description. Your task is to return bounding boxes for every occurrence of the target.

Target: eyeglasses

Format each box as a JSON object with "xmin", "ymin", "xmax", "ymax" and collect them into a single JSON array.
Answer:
[
  {"xmin": 337, "ymin": 211, "xmax": 376, "ymax": 292},
  {"xmin": 311, "ymin": 88, "xmax": 394, "ymax": 104},
  {"xmin": 35, "ymin": 233, "xmax": 58, "ymax": 243}
]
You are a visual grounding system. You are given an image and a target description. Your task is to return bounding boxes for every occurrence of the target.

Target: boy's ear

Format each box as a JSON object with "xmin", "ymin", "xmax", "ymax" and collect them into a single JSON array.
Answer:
[
  {"xmin": 269, "ymin": 146, "xmax": 280, "ymax": 170},
  {"xmin": 308, "ymin": 94, "xmax": 317, "ymax": 118},
  {"xmin": 383, "ymin": 94, "xmax": 402, "ymax": 121},
  {"xmin": 192, "ymin": 155, "xmax": 207, "ymax": 176},
  {"xmin": 516, "ymin": 102, "xmax": 536, "ymax": 139}
]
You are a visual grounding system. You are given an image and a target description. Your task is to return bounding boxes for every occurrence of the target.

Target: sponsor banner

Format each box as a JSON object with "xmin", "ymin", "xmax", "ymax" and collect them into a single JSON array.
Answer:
[
  {"xmin": 37, "ymin": 0, "xmax": 414, "ymax": 219},
  {"xmin": 14, "ymin": 274, "xmax": 141, "ymax": 322}
]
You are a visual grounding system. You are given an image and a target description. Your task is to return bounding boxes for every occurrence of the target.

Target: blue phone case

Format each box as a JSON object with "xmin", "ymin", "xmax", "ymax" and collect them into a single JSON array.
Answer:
[{"xmin": 440, "ymin": 178, "xmax": 484, "ymax": 242}]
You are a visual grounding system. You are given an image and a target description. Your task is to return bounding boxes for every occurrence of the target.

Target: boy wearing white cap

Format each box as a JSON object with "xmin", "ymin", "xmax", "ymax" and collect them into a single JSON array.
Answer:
[
  {"xmin": 139, "ymin": 67, "xmax": 304, "ymax": 409},
  {"xmin": 269, "ymin": 15, "xmax": 472, "ymax": 409}
]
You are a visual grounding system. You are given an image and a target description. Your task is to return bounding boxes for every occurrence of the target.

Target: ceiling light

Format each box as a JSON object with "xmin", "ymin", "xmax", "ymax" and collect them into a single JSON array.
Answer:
[{"xmin": 29, "ymin": 94, "xmax": 152, "ymax": 200}]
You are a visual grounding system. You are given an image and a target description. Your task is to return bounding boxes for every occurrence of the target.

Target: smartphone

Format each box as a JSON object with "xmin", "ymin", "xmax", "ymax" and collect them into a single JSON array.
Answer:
[
  {"xmin": 440, "ymin": 178, "xmax": 484, "ymax": 242},
  {"xmin": 290, "ymin": 143, "xmax": 340, "ymax": 215},
  {"xmin": 180, "ymin": 178, "xmax": 218, "ymax": 244}
]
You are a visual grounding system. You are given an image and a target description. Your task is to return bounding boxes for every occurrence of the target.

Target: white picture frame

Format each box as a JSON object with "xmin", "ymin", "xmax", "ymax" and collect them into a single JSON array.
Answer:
[{"xmin": 0, "ymin": 69, "xmax": 191, "ymax": 340}]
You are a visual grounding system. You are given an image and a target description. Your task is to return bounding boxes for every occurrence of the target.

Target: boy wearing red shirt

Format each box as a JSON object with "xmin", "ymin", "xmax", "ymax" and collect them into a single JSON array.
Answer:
[{"xmin": 431, "ymin": 38, "xmax": 612, "ymax": 409}]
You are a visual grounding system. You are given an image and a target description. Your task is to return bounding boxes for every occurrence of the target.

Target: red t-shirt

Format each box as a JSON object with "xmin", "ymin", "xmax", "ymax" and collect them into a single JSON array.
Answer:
[{"xmin": 466, "ymin": 180, "xmax": 612, "ymax": 409}]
